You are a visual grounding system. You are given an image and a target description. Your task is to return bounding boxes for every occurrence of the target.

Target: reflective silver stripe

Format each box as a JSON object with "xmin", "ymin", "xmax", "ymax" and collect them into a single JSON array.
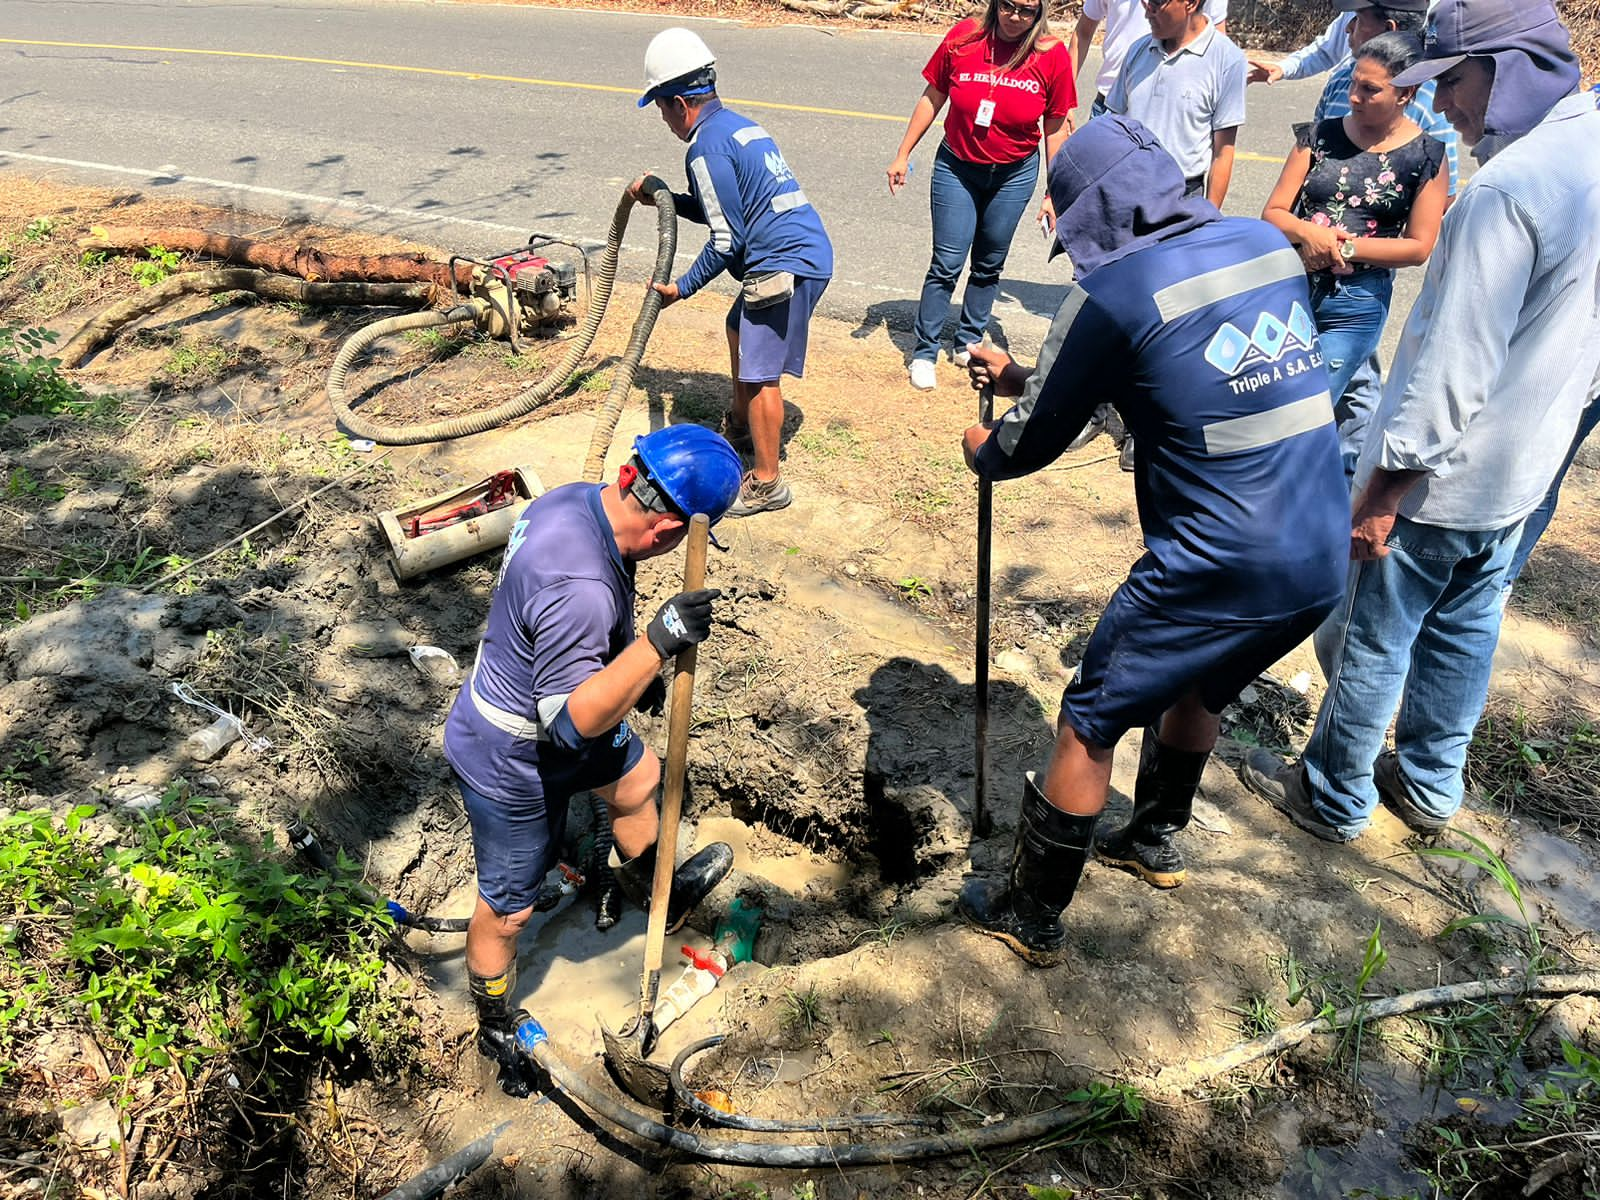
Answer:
[
  {"xmin": 732, "ymin": 125, "xmax": 771, "ymax": 146},
  {"xmin": 468, "ymin": 672, "xmax": 544, "ymax": 740},
  {"xmin": 1202, "ymin": 391, "xmax": 1333, "ymax": 455},
  {"xmin": 771, "ymin": 189, "xmax": 810, "ymax": 215},
  {"xmin": 691, "ymin": 157, "xmax": 734, "ymax": 253},
  {"xmin": 1152, "ymin": 248, "xmax": 1303, "ymax": 323},
  {"xmin": 996, "ymin": 287, "xmax": 1091, "ymax": 457}
]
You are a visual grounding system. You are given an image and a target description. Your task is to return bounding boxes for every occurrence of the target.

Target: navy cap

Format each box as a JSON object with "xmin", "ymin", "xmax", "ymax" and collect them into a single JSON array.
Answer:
[{"xmin": 1392, "ymin": 0, "xmax": 1572, "ymax": 87}]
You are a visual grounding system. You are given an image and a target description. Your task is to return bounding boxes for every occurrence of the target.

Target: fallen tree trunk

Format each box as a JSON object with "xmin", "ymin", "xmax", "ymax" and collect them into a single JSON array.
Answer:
[
  {"xmin": 78, "ymin": 227, "xmax": 473, "ymax": 290},
  {"xmin": 62, "ymin": 269, "xmax": 434, "ymax": 367}
]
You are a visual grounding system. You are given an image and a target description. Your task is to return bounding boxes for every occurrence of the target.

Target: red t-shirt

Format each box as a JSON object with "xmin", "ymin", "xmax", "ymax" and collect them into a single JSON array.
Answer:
[{"xmin": 922, "ymin": 18, "xmax": 1077, "ymax": 166}]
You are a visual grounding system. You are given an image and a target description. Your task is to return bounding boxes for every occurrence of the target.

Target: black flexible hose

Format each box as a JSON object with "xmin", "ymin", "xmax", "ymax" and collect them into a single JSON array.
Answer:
[
  {"xmin": 519, "ymin": 1023, "xmax": 1097, "ymax": 1166},
  {"xmin": 670, "ymin": 1036, "xmax": 941, "ymax": 1133},
  {"xmin": 377, "ymin": 1121, "xmax": 509, "ymax": 1200},
  {"xmin": 326, "ymin": 180, "xmax": 677, "ymax": 446}
]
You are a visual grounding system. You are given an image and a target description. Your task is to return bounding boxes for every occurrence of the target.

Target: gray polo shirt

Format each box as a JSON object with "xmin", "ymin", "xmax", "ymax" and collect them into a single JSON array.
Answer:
[{"xmin": 1105, "ymin": 22, "xmax": 1247, "ymax": 181}]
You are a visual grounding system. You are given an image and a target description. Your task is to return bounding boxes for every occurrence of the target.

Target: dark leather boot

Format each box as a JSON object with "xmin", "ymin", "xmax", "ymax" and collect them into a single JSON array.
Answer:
[
  {"xmin": 469, "ymin": 966, "xmax": 541, "ymax": 1098},
  {"xmin": 612, "ymin": 840, "xmax": 734, "ymax": 933},
  {"xmin": 1097, "ymin": 726, "xmax": 1207, "ymax": 889},
  {"xmin": 958, "ymin": 773, "xmax": 1096, "ymax": 967}
]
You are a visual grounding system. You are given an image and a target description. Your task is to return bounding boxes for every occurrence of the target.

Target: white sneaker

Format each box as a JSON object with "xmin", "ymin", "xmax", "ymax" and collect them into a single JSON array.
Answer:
[
  {"xmin": 951, "ymin": 348, "xmax": 972, "ymax": 368},
  {"xmin": 908, "ymin": 359, "xmax": 937, "ymax": 390}
]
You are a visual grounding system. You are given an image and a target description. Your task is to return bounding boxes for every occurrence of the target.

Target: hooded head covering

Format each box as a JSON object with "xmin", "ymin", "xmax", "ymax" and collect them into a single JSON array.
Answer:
[
  {"xmin": 1048, "ymin": 116, "xmax": 1219, "ymax": 278},
  {"xmin": 1391, "ymin": 0, "xmax": 1580, "ymax": 142}
]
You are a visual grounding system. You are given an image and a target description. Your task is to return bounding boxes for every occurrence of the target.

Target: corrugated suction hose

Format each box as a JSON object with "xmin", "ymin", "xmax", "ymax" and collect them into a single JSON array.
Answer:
[{"xmin": 326, "ymin": 178, "xmax": 677, "ymax": 447}]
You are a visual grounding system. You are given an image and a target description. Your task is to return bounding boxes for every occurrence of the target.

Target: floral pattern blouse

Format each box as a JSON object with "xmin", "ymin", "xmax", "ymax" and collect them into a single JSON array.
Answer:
[{"xmin": 1292, "ymin": 118, "xmax": 1445, "ymax": 249}]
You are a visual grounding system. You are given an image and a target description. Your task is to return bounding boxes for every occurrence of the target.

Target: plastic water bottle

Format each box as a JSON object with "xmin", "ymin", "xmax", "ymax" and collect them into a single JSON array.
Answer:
[{"xmin": 188, "ymin": 716, "xmax": 240, "ymax": 762}]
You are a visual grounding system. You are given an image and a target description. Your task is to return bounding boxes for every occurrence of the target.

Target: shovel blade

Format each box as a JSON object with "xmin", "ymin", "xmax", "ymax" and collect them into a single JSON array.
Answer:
[{"xmin": 601, "ymin": 1024, "xmax": 673, "ymax": 1110}]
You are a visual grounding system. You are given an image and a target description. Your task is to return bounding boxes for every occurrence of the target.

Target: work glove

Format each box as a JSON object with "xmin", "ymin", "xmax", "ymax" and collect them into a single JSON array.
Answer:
[
  {"xmin": 646, "ymin": 588, "xmax": 721, "ymax": 660},
  {"xmin": 637, "ymin": 672, "xmax": 668, "ymax": 716}
]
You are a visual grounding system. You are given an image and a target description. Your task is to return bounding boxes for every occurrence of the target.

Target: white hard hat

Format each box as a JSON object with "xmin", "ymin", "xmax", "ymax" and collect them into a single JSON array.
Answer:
[{"xmin": 638, "ymin": 28, "xmax": 716, "ymax": 108}]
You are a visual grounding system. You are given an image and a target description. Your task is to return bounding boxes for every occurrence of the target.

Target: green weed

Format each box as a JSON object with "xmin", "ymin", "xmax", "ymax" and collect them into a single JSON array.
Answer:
[
  {"xmin": 22, "ymin": 216, "xmax": 56, "ymax": 243},
  {"xmin": 793, "ymin": 420, "xmax": 866, "ymax": 461},
  {"xmin": 4, "ymin": 466, "xmax": 66, "ymax": 503},
  {"xmin": 1, "ymin": 325, "xmax": 106, "ymax": 420},
  {"xmin": 129, "ymin": 245, "xmax": 181, "ymax": 287},
  {"xmin": 782, "ymin": 985, "xmax": 826, "ymax": 1037},
  {"xmin": 0, "ymin": 795, "xmax": 408, "ymax": 1085},
  {"xmin": 1416, "ymin": 830, "xmax": 1548, "ymax": 972},
  {"xmin": 897, "ymin": 576, "xmax": 932, "ymax": 601},
  {"xmin": 161, "ymin": 343, "xmax": 237, "ymax": 387}
]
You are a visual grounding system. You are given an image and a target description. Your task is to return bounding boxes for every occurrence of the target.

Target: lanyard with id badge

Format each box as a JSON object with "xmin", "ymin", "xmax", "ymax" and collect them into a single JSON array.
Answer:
[{"xmin": 974, "ymin": 35, "xmax": 1002, "ymax": 129}]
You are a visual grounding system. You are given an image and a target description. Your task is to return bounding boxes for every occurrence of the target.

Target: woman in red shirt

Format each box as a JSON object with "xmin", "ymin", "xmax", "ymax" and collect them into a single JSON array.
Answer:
[{"xmin": 887, "ymin": 0, "xmax": 1075, "ymax": 391}]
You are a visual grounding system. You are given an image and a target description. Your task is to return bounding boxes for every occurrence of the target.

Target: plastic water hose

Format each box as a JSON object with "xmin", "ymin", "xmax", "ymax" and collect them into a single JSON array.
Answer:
[
  {"xmin": 517, "ymin": 1020, "xmax": 1099, "ymax": 1166},
  {"xmin": 326, "ymin": 179, "xmax": 677, "ymax": 446},
  {"xmin": 580, "ymin": 184, "xmax": 680, "ymax": 482},
  {"xmin": 377, "ymin": 1121, "xmax": 509, "ymax": 1200},
  {"xmin": 670, "ymin": 1036, "xmax": 940, "ymax": 1133}
]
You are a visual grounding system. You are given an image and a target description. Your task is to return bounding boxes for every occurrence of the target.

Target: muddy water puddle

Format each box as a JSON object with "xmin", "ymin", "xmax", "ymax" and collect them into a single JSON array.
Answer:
[
  {"xmin": 785, "ymin": 570, "xmax": 962, "ymax": 664},
  {"xmin": 1272, "ymin": 1060, "xmax": 1521, "ymax": 1198},
  {"xmin": 694, "ymin": 815, "xmax": 852, "ymax": 895}
]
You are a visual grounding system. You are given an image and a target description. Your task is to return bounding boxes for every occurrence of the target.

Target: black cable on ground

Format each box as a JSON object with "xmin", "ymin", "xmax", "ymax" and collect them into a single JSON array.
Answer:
[
  {"xmin": 377, "ymin": 1121, "xmax": 509, "ymax": 1200},
  {"xmin": 669, "ymin": 1036, "xmax": 940, "ymax": 1133},
  {"xmin": 326, "ymin": 179, "xmax": 677, "ymax": 446},
  {"xmin": 520, "ymin": 1023, "xmax": 1097, "ymax": 1167}
]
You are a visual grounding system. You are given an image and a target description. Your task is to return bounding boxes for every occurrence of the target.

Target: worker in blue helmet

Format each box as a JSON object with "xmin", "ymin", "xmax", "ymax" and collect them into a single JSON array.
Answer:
[{"xmin": 441, "ymin": 423, "xmax": 742, "ymax": 1096}]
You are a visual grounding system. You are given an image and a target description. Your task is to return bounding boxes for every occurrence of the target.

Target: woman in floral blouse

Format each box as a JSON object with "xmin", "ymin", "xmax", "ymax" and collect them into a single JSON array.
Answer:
[{"xmin": 1263, "ymin": 31, "xmax": 1448, "ymax": 477}]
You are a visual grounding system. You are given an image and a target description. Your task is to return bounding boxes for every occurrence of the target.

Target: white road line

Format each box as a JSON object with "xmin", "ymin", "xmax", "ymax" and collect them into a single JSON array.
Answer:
[
  {"xmin": 0, "ymin": 147, "xmax": 992, "ymax": 304},
  {"xmin": 0, "ymin": 149, "xmax": 536, "ymax": 239}
]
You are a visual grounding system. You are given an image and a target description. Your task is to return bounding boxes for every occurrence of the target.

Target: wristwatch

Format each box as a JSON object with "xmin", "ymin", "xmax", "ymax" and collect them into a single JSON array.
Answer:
[{"xmin": 1340, "ymin": 238, "xmax": 1359, "ymax": 263}]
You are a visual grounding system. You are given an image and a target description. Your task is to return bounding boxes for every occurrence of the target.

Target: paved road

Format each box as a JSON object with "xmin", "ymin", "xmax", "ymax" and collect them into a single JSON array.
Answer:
[{"xmin": 1, "ymin": 0, "xmax": 1419, "ymax": 352}]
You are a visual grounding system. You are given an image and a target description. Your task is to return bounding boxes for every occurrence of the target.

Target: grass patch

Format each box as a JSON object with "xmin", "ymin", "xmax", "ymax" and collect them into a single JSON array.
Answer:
[
  {"xmin": 793, "ymin": 419, "xmax": 866, "ymax": 461},
  {"xmin": 160, "ymin": 341, "xmax": 239, "ymax": 388},
  {"xmin": 1468, "ymin": 697, "xmax": 1600, "ymax": 837}
]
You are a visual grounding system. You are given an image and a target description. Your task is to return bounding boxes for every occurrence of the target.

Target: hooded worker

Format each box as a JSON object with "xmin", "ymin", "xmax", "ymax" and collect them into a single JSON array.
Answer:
[
  {"xmin": 959, "ymin": 116, "xmax": 1348, "ymax": 966},
  {"xmin": 628, "ymin": 28, "xmax": 834, "ymax": 519},
  {"xmin": 442, "ymin": 424, "xmax": 743, "ymax": 1095}
]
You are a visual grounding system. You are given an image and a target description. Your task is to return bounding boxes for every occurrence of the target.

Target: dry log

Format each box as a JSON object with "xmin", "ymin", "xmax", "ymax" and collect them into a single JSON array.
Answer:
[
  {"xmin": 62, "ymin": 269, "xmax": 434, "ymax": 367},
  {"xmin": 77, "ymin": 227, "xmax": 474, "ymax": 290}
]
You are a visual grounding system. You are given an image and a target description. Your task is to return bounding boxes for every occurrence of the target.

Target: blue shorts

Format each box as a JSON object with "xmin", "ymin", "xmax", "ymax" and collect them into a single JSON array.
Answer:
[
  {"xmin": 1061, "ymin": 584, "xmax": 1330, "ymax": 749},
  {"xmin": 460, "ymin": 722, "xmax": 645, "ymax": 915},
  {"xmin": 725, "ymin": 274, "xmax": 828, "ymax": 383}
]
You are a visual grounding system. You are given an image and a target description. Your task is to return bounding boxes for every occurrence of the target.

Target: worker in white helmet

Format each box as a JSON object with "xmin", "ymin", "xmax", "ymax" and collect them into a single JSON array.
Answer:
[{"xmin": 629, "ymin": 27, "xmax": 835, "ymax": 519}]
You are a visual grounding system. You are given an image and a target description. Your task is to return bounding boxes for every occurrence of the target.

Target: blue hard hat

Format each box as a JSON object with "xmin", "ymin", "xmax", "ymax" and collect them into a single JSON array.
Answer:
[{"xmin": 632, "ymin": 424, "xmax": 742, "ymax": 525}]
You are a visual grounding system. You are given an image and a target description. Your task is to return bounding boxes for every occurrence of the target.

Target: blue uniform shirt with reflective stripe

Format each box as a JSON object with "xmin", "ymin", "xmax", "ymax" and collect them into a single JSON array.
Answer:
[
  {"xmin": 442, "ymin": 483, "xmax": 634, "ymax": 802},
  {"xmin": 672, "ymin": 100, "xmax": 834, "ymax": 300},
  {"xmin": 976, "ymin": 217, "xmax": 1348, "ymax": 623}
]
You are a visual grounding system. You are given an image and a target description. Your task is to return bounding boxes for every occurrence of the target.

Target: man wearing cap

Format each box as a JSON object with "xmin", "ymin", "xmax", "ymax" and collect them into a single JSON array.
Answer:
[
  {"xmin": 1242, "ymin": 0, "xmax": 1600, "ymax": 842},
  {"xmin": 1103, "ymin": 0, "xmax": 1247, "ymax": 207},
  {"xmin": 629, "ymin": 28, "xmax": 834, "ymax": 519},
  {"xmin": 957, "ymin": 116, "xmax": 1347, "ymax": 966},
  {"xmin": 443, "ymin": 424, "xmax": 742, "ymax": 1095}
]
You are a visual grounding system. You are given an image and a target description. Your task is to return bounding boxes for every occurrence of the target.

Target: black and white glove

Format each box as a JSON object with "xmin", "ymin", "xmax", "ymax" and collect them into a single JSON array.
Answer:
[{"xmin": 646, "ymin": 588, "xmax": 721, "ymax": 660}]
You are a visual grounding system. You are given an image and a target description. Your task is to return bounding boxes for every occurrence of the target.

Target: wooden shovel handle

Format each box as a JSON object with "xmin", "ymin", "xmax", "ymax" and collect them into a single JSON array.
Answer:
[{"xmin": 640, "ymin": 513, "xmax": 709, "ymax": 990}]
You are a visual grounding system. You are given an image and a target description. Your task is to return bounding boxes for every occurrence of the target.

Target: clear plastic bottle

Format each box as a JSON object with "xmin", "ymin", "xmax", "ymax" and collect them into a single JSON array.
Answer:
[{"xmin": 188, "ymin": 716, "xmax": 240, "ymax": 761}]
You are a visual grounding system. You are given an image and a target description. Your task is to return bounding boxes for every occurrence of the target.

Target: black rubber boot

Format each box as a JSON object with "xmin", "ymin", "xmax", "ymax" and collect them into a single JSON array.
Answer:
[
  {"xmin": 958, "ymin": 773, "xmax": 1096, "ymax": 967},
  {"xmin": 469, "ymin": 966, "xmax": 541, "ymax": 1098},
  {"xmin": 1096, "ymin": 726, "xmax": 1208, "ymax": 889},
  {"xmin": 612, "ymin": 840, "xmax": 734, "ymax": 934}
]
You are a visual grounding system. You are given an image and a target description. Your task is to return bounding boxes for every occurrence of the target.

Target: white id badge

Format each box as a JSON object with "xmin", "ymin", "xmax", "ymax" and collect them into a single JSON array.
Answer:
[{"xmin": 975, "ymin": 98, "xmax": 996, "ymax": 128}]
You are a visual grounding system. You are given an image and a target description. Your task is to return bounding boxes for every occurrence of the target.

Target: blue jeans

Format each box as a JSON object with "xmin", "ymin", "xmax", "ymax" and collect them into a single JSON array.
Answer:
[
  {"xmin": 1505, "ymin": 396, "xmax": 1600, "ymax": 586},
  {"xmin": 1308, "ymin": 268, "xmax": 1392, "ymax": 476},
  {"xmin": 1303, "ymin": 514, "xmax": 1523, "ymax": 837},
  {"xmin": 913, "ymin": 143, "xmax": 1038, "ymax": 362}
]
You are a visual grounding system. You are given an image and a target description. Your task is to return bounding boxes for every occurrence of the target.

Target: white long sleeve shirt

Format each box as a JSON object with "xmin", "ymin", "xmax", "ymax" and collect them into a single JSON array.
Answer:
[
  {"xmin": 1355, "ymin": 93, "xmax": 1600, "ymax": 531},
  {"xmin": 1278, "ymin": 13, "xmax": 1351, "ymax": 81}
]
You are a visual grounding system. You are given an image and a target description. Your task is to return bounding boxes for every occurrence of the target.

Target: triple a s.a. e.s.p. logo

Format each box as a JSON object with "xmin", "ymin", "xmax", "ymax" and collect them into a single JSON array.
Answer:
[{"xmin": 1205, "ymin": 301, "xmax": 1323, "ymax": 395}]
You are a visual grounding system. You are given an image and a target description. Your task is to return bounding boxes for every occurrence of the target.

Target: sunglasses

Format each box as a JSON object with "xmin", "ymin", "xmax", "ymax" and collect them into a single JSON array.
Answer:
[{"xmin": 999, "ymin": 1, "xmax": 1041, "ymax": 17}]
